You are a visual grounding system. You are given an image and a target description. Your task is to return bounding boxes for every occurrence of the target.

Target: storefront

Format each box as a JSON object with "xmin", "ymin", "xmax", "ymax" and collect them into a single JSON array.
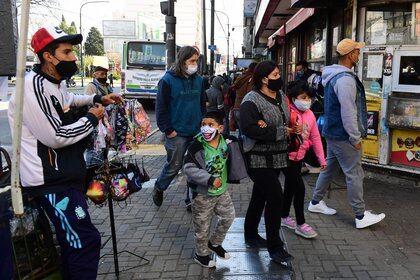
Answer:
[{"xmin": 357, "ymin": 0, "xmax": 420, "ymax": 173}]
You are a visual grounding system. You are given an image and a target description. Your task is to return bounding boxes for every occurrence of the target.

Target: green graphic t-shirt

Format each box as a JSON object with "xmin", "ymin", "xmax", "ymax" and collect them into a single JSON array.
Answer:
[{"xmin": 197, "ymin": 134, "xmax": 228, "ymax": 196}]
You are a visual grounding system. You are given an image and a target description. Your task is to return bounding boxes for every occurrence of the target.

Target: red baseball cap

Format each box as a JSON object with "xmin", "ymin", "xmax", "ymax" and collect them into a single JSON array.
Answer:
[{"xmin": 31, "ymin": 25, "xmax": 83, "ymax": 54}]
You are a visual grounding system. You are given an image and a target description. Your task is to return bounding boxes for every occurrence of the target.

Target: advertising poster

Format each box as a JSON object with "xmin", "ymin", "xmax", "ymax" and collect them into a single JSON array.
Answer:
[
  {"xmin": 390, "ymin": 129, "xmax": 420, "ymax": 168},
  {"xmin": 367, "ymin": 111, "xmax": 379, "ymax": 135}
]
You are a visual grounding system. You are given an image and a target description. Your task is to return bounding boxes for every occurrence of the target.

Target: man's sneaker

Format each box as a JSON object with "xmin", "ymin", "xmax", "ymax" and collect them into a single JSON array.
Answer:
[
  {"xmin": 152, "ymin": 187, "xmax": 163, "ymax": 207},
  {"xmin": 208, "ymin": 242, "xmax": 230, "ymax": 259},
  {"xmin": 308, "ymin": 200, "xmax": 337, "ymax": 215},
  {"xmin": 281, "ymin": 217, "xmax": 297, "ymax": 229},
  {"xmin": 194, "ymin": 254, "xmax": 216, "ymax": 268},
  {"xmin": 245, "ymin": 235, "xmax": 267, "ymax": 248},
  {"xmin": 295, "ymin": 223, "xmax": 318, "ymax": 238},
  {"xmin": 355, "ymin": 211, "xmax": 386, "ymax": 229},
  {"xmin": 269, "ymin": 248, "xmax": 294, "ymax": 264}
]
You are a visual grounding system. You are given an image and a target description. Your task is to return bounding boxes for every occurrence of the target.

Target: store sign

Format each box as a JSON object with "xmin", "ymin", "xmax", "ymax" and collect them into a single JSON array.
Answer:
[
  {"xmin": 390, "ymin": 129, "xmax": 420, "ymax": 168},
  {"xmin": 367, "ymin": 111, "xmax": 379, "ymax": 135}
]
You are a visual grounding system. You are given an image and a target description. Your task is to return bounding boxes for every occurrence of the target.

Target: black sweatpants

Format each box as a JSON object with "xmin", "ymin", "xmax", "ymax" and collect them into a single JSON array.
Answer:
[
  {"xmin": 244, "ymin": 168, "xmax": 284, "ymax": 254},
  {"xmin": 281, "ymin": 160, "xmax": 306, "ymax": 225}
]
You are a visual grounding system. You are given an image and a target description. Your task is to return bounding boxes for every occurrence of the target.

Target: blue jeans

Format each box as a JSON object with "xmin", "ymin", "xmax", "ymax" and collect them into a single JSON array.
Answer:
[
  {"xmin": 155, "ymin": 135, "xmax": 193, "ymax": 191},
  {"xmin": 312, "ymin": 139, "xmax": 365, "ymax": 216}
]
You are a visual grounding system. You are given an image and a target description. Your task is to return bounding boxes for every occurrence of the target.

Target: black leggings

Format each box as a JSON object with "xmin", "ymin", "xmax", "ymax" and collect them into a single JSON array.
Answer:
[
  {"xmin": 244, "ymin": 168, "xmax": 284, "ymax": 254},
  {"xmin": 281, "ymin": 160, "xmax": 306, "ymax": 225}
]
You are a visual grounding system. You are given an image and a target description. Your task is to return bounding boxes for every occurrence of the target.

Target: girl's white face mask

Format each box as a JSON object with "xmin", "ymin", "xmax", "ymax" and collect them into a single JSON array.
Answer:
[
  {"xmin": 293, "ymin": 99, "xmax": 312, "ymax": 111},
  {"xmin": 201, "ymin": 125, "xmax": 218, "ymax": 141}
]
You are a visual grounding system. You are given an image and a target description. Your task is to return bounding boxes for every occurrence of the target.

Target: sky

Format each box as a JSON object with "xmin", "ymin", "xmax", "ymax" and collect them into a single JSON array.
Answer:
[{"xmin": 24, "ymin": 0, "xmax": 244, "ymax": 57}]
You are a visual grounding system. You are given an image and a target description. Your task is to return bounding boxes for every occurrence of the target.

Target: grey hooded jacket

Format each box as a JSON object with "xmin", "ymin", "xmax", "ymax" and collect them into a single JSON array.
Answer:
[{"xmin": 183, "ymin": 135, "xmax": 248, "ymax": 195}]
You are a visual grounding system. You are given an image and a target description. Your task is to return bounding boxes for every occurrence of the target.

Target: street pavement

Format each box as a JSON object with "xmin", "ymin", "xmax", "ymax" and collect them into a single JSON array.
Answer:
[
  {"xmin": 89, "ymin": 131, "xmax": 420, "ymax": 280},
  {"xmin": 3, "ymin": 84, "xmax": 420, "ymax": 279}
]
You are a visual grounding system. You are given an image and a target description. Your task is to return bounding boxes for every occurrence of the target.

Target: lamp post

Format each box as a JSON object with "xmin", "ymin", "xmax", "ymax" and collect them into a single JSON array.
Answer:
[
  {"xmin": 206, "ymin": 9, "xmax": 231, "ymax": 73},
  {"xmin": 79, "ymin": 0, "xmax": 108, "ymax": 87}
]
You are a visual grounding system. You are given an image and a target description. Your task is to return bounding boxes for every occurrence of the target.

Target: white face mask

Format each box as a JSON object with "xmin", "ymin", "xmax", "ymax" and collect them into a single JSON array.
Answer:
[
  {"xmin": 201, "ymin": 125, "xmax": 218, "ymax": 141},
  {"xmin": 293, "ymin": 99, "xmax": 312, "ymax": 111},
  {"xmin": 185, "ymin": 64, "xmax": 198, "ymax": 75}
]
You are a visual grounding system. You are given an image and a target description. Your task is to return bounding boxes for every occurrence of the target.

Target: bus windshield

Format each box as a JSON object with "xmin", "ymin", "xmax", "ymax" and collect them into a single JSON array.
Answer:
[{"xmin": 127, "ymin": 42, "xmax": 166, "ymax": 67}]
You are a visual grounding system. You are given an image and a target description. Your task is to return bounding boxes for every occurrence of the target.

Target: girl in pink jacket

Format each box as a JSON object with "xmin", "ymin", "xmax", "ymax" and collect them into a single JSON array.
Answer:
[{"xmin": 281, "ymin": 80, "xmax": 326, "ymax": 238}]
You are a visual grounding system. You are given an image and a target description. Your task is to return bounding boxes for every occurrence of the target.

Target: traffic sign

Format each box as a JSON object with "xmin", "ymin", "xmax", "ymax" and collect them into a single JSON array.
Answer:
[{"xmin": 208, "ymin": 45, "xmax": 217, "ymax": 51}]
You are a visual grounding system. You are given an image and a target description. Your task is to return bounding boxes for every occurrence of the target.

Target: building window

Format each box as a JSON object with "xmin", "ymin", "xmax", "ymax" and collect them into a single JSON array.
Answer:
[{"xmin": 365, "ymin": 2, "xmax": 420, "ymax": 45}]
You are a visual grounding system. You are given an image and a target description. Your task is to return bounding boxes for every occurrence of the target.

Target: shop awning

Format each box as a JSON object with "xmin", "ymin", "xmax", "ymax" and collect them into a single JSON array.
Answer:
[
  {"xmin": 267, "ymin": 8, "xmax": 314, "ymax": 48},
  {"xmin": 267, "ymin": 25, "xmax": 284, "ymax": 49},
  {"xmin": 286, "ymin": 8, "xmax": 314, "ymax": 34},
  {"xmin": 291, "ymin": 0, "xmax": 347, "ymax": 8}
]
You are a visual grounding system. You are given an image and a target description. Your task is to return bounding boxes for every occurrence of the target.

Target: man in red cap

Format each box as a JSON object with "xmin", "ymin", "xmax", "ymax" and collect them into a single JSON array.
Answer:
[{"xmin": 8, "ymin": 25, "xmax": 122, "ymax": 279}]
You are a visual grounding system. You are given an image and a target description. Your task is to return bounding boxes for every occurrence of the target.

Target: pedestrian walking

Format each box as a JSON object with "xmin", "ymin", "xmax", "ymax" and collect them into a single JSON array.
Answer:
[
  {"xmin": 308, "ymin": 38, "xmax": 386, "ymax": 229},
  {"xmin": 280, "ymin": 80, "xmax": 326, "ymax": 239},
  {"xmin": 206, "ymin": 75, "xmax": 226, "ymax": 115},
  {"xmin": 8, "ymin": 25, "xmax": 123, "ymax": 279},
  {"xmin": 240, "ymin": 60, "xmax": 293, "ymax": 264},
  {"xmin": 108, "ymin": 73, "xmax": 114, "ymax": 88},
  {"xmin": 153, "ymin": 46, "xmax": 206, "ymax": 208},
  {"xmin": 184, "ymin": 111, "xmax": 248, "ymax": 268}
]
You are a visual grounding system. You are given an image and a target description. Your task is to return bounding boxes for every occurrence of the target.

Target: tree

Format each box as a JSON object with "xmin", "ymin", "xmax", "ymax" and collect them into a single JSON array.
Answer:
[
  {"xmin": 84, "ymin": 27, "xmax": 104, "ymax": 56},
  {"xmin": 58, "ymin": 15, "xmax": 81, "ymax": 66}
]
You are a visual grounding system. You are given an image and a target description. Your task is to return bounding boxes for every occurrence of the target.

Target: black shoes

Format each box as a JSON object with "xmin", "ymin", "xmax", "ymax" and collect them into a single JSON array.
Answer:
[
  {"xmin": 194, "ymin": 253, "xmax": 216, "ymax": 268},
  {"xmin": 208, "ymin": 241, "xmax": 230, "ymax": 259},
  {"xmin": 152, "ymin": 187, "xmax": 163, "ymax": 207},
  {"xmin": 245, "ymin": 235, "xmax": 268, "ymax": 248},
  {"xmin": 269, "ymin": 248, "xmax": 294, "ymax": 264}
]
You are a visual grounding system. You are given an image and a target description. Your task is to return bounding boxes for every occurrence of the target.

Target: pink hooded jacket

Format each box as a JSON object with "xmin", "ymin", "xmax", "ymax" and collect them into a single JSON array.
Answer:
[{"xmin": 288, "ymin": 103, "xmax": 326, "ymax": 166}]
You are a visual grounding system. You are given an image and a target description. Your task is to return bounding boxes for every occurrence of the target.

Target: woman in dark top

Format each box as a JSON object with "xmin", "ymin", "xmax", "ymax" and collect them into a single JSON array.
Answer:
[{"xmin": 240, "ymin": 61, "xmax": 293, "ymax": 264}]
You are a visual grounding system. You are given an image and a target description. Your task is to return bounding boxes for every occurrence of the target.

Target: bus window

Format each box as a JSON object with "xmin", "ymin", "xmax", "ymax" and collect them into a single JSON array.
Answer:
[{"xmin": 127, "ymin": 42, "xmax": 166, "ymax": 67}]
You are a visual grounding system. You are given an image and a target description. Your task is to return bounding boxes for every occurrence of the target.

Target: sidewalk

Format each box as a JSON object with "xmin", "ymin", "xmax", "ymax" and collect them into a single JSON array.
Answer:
[{"xmin": 89, "ymin": 140, "xmax": 420, "ymax": 279}]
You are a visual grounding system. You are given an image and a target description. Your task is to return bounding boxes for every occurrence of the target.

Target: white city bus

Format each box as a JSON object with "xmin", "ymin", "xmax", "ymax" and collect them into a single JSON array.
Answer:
[{"xmin": 121, "ymin": 40, "xmax": 166, "ymax": 100}]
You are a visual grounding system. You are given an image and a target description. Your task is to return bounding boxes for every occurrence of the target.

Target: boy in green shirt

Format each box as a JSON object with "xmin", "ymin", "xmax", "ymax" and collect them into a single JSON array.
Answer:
[{"xmin": 184, "ymin": 111, "xmax": 248, "ymax": 268}]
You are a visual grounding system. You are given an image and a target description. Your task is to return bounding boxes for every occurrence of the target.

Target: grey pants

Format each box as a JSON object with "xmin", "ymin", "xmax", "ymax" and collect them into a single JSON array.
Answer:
[
  {"xmin": 312, "ymin": 139, "xmax": 365, "ymax": 216},
  {"xmin": 192, "ymin": 191, "xmax": 235, "ymax": 256}
]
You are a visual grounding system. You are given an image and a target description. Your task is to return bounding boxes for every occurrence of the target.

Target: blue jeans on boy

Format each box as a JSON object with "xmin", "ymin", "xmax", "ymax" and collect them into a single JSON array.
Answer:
[
  {"xmin": 155, "ymin": 135, "xmax": 193, "ymax": 192},
  {"xmin": 312, "ymin": 139, "xmax": 365, "ymax": 216}
]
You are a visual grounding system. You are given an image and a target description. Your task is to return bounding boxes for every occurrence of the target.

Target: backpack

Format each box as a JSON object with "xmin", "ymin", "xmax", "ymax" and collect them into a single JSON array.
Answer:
[{"xmin": 223, "ymin": 85, "xmax": 236, "ymax": 107}]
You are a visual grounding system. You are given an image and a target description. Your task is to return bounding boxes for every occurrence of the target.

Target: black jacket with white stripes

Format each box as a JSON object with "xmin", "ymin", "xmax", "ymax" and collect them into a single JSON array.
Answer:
[{"xmin": 8, "ymin": 65, "xmax": 102, "ymax": 196}]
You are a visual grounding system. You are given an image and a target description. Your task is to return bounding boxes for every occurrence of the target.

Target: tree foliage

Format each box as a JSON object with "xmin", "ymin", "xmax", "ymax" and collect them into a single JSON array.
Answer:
[{"xmin": 84, "ymin": 27, "xmax": 104, "ymax": 56}]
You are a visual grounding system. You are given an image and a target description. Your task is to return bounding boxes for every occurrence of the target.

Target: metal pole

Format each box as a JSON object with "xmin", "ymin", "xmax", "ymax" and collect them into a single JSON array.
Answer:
[
  {"xmin": 79, "ymin": 6, "xmax": 84, "ymax": 87},
  {"xmin": 79, "ymin": 1, "xmax": 109, "ymax": 87},
  {"xmin": 11, "ymin": 0, "xmax": 31, "ymax": 215},
  {"xmin": 210, "ymin": 0, "xmax": 215, "ymax": 75},
  {"xmin": 227, "ymin": 23, "xmax": 230, "ymax": 73},
  {"xmin": 201, "ymin": 0, "xmax": 207, "ymax": 73},
  {"xmin": 165, "ymin": 0, "xmax": 176, "ymax": 70},
  {"xmin": 325, "ymin": 9, "xmax": 333, "ymax": 66}
]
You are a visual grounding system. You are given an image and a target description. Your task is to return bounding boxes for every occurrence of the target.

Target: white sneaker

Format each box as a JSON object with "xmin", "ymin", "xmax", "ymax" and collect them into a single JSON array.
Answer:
[
  {"xmin": 308, "ymin": 200, "xmax": 337, "ymax": 215},
  {"xmin": 355, "ymin": 211, "xmax": 385, "ymax": 229}
]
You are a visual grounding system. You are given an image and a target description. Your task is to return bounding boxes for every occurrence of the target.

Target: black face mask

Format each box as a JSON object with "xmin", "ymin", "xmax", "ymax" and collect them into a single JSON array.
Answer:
[
  {"xmin": 97, "ymin": 77, "xmax": 107, "ymax": 84},
  {"xmin": 267, "ymin": 77, "xmax": 283, "ymax": 92},
  {"xmin": 54, "ymin": 56, "xmax": 78, "ymax": 79}
]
